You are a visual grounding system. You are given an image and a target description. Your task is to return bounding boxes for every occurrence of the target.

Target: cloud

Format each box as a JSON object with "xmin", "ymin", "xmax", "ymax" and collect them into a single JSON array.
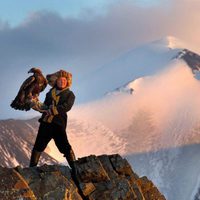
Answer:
[
  {"xmin": 73, "ymin": 60, "xmax": 200, "ymax": 150},
  {"xmin": 1, "ymin": 0, "xmax": 200, "ymax": 119},
  {"xmin": 1, "ymin": 0, "xmax": 200, "ymax": 73}
]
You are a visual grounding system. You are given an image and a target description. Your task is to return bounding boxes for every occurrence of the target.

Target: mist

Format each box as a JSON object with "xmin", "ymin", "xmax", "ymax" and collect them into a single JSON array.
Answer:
[
  {"xmin": 71, "ymin": 60, "xmax": 200, "ymax": 153},
  {"xmin": 47, "ymin": 60, "xmax": 200, "ymax": 200}
]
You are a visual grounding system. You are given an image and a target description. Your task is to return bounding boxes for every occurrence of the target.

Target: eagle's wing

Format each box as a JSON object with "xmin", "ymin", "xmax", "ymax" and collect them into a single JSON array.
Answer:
[
  {"xmin": 40, "ymin": 78, "xmax": 48, "ymax": 92},
  {"xmin": 11, "ymin": 75, "xmax": 36, "ymax": 111},
  {"xmin": 19, "ymin": 75, "xmax": 35, "ymax": 90}
]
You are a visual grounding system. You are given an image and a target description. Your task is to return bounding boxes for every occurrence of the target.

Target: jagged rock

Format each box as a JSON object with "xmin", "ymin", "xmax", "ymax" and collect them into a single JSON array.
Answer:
[
  {"xmin": 0, "ymin": 154, "xmax": 166, "ymax": 200},
  {"xmin": 16, "ymin": 164, "xmax": 82, "ymax": 200},
  {"xmin": 136, "ymin": 176, "xmax": 166, "ymax": 200},
  {"xmin": 74, "ymin": 154, "xmax": 141, "ymax": 200},
  {"xmin": 73, "ymin": 154, "xmax": 165, "ymax": 200},
  {"xmin": 74, "ymin": 155, "xmax": 110, "ymax": 183},
  {"xmin": 79, "ymin": 182, "xmax": 96, "ymax": 196},
  {"xmin": 0, "ymin": 166, "xmax": 36, "ymax": 200}
]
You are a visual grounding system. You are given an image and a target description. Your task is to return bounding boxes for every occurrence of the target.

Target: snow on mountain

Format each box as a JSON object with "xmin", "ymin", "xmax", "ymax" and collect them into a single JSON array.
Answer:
[
  {"xmin": 2, "ymin": 36, "xmax": 200, "ymax": 199},
  {"xmin": 70, "ymin": 59, "xmax": 200, "ymax": 200},
  {"xmin": 0, "ymin": 116, "xmax": 126, "ymax": 168},
  {"xmin": 0, "ymin": 118, "xmax": 58, "ymax": 167},
  {"xmin": 78, "ymin": 36, "xmax": 179, "ymax": 100},
  {"xmin": 151, "ymin": 36, "xmax": 185, "ymax": 49},
  {"xmin": 78, "ymin": 36, "xmax": 200, "ymax": 102},
  {"xmin": 68, "ymin": 37, "xmax": 200, "ymax": 200},
  {"xmin": 105, "ymin": 76, "xmax": 148, "ymax": 95},
  {"xmin": 30, "ymin": 37, "xmax": 200, "ymax": 199},
  {"xmin": 46, "ymin": 116, "xmax": 126, "ymax": 164}
]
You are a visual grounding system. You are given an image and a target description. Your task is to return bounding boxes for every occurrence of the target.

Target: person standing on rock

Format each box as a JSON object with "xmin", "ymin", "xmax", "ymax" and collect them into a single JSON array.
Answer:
[{"xmin": 29, "ymin": 70, "xmax": 76, "ymax": 170}]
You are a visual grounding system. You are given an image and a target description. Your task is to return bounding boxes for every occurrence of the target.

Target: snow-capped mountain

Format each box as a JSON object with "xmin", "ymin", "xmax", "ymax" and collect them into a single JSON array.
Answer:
[
  {"xmin": 72, "ymin": 59, "xmax": 200, "ymax": 200},
  {"xmin": 71, "ymin": 36, "xmax": 200, "ymax": 200},
  {"xmin": 77, "ymin": 36, "xmax": 200, "ymax": 101},
  {"xmin": 0, "ymin": 118, "xmax": 58, "ymax": 167},
  {"xmin": 2, "ymin": 36, "xmax": 200, "ymax": 200}
]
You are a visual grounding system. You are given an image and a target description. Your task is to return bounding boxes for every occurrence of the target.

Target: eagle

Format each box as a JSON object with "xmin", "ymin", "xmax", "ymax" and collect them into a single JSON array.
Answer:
[{"xmin": 10, "ymin": 67, "xmax": 48, "ymax": 111}]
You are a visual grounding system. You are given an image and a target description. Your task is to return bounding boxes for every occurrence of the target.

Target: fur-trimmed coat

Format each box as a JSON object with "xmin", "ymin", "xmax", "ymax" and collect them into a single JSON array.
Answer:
[{"xmin": 39, "ymin": 87, "xmax": 75, "ymax": 128}]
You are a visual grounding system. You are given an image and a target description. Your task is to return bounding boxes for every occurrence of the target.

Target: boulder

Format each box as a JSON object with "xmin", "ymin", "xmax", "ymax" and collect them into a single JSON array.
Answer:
[{"xmin": 0, "ymin": 154, "xmax": 166, "ymax": 200}]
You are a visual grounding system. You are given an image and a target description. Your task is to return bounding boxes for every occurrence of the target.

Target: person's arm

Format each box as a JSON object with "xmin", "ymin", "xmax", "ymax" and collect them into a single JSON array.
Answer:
[
  {"xmin": 38, "ymin": 101, "xmax": 48, "ymax": 110},
  {"xmin": 31, "ymin": 101, "xmax": 48, "ymax": 113},
  {"xmin": 51, "ymin": 91, "xmax": 75, "ymax": 115}
]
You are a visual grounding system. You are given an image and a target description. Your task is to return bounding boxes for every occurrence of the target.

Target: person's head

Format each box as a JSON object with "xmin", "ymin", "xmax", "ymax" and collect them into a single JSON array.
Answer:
[
  {"xmin": 47, "ymin": 70, "xmax": 72, "ymax": 88},
  {"xmin": 56, "ymin": 76, "xmax": 68, "ymax": 89}
]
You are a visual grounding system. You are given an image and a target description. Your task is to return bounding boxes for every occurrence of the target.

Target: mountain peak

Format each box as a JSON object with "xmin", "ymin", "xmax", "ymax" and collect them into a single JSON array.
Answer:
[{"xmin": 152, "ymin": 36, "xmax": 184, "ymax": 49}]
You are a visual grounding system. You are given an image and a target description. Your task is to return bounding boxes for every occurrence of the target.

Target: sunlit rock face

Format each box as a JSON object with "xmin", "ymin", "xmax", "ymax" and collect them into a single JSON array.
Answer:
[{"xmin": 0, "ymin": 154, "xmax": 165, "ymax": 200}]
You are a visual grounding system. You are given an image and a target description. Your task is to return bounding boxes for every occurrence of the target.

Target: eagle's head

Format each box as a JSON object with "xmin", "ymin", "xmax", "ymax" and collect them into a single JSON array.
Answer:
[{"xmin": 28, "ymin": 67, "xmax": 42, "ymax": 74}]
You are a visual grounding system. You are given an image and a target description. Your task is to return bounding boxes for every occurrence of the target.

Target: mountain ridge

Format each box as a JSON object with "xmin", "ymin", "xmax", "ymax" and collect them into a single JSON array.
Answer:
[{"xmin": 77, "ymin": 36, "xmax": 200, "ymax": 102}]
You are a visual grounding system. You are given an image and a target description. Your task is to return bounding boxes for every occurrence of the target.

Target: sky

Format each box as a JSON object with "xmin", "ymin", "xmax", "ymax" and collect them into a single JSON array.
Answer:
[
  {"xmin": 0, "ymin": 0, "xmax": 161, "ymax": 26},
  {"xmin": 0, "ymin": 0, "xmax": 200, "ymax": 119},
  {"xmin": 0, "ymin": 0, "xmax": 115, "ymax": 27}
]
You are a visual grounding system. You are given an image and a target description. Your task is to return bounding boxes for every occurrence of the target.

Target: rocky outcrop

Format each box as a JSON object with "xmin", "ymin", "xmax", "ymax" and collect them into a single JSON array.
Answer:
[
  {"xmin": 175, "ymin": 49, "xmax": 200, "ymax": 72},
  {"xmin": 0, "ymin": 154, "xmax": 166, "ymax": 200}
]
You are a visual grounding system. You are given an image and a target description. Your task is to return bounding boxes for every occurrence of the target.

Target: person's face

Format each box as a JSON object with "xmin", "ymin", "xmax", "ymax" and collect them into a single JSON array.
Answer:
[{"xmin": 56, "ymin": 77, "xmax": 68, "ymax": 89}]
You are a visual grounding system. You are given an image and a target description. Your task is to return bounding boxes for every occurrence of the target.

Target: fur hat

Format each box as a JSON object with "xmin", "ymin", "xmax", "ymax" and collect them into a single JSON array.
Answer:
[
  {"xmin": 46, "ymin": 70, "xmax": 72, "ymax": 88},
  {"xmin": 59, "ymin": 70, "xmax": 72, "ymax": 88}
]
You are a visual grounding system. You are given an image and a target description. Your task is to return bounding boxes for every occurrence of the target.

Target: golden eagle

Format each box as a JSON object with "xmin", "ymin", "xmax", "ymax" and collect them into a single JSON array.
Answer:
[{"xmin": 10, "ymin": 67, "xmax": 47, "ymax": 111}]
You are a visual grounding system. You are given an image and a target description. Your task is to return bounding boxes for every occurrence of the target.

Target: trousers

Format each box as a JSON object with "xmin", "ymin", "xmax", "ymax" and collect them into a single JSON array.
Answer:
[{"xmin": 33, "ymin": 122, "xmax": 72, "ymax": 156}]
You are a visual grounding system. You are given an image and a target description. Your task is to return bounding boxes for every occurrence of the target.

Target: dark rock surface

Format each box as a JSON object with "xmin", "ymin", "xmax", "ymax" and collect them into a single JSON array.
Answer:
[
  {"xmin": 0, "ymin": 166, "xmax": 36, "ymax": 200},
  {"xmin": 0, "ymin": 154, "xmax": 166, "ymax": 200},
  {"xmin": 174, "ymin": 49, "xmax": 200, "ymax": 72}
]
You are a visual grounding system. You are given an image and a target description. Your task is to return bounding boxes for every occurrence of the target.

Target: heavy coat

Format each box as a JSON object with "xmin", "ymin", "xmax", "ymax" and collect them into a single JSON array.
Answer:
[{"xmin": 39, "ymin": 87, "xmax": 75, "ymax": 128}]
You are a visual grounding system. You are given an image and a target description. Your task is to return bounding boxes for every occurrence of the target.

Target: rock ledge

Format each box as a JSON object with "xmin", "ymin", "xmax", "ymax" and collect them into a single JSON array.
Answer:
[{"xmin": 0, "ymin": 154, "xmax": 166, "ymax": 200}]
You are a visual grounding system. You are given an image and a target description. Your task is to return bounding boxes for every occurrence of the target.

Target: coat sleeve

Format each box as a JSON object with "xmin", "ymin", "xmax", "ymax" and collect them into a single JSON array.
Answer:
[
  {"xmin": 37, "ymin": 101, "xmax": 49, "ymax": 110},
  {"xmin": 51, "ymin": 91, "xmax": 75, "ymax": 115}
]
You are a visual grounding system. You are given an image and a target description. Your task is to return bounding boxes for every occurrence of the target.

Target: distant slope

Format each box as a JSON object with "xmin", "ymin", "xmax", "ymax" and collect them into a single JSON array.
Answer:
[
  {"xmin": 0, "ymin": 118, "xmax": 58, "ymax": 167},
  {"xmin": 43, "ymin": 117, "xmax": 126, "ymax": 163},
  {"xmin": 0, "ymin": 117, "xmax": 126, "ymax": 167},
  {"xmin": 71, "ymin": 58, "xmax": 200, "ymax": 200},
  {"xmin": 77, "ymin": 36, "xmax": 200, "ymax": 102}
]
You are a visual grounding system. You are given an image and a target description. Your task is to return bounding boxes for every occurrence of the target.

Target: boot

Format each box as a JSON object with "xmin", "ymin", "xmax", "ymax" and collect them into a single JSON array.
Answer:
[
  {"xmin": 29, "ymin": 150, "xmax": 41, "ymax": 167},
  {"xmin": 65, "ymin": 149, "xmax": 85, "ymax": 199},
  {"xmin": 65, "ymin": 149, "xmax": 76, "ymax": 169},
  {"xmin": 65, "ymin": 148, "xmax": 77, "ymax": 177}
]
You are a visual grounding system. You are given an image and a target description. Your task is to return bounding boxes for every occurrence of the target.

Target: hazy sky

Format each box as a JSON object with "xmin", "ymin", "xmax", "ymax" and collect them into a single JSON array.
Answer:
[
  {"xmin": 0, "ymin": 0, "xmax": 162, "ymax": 26},
  {"xmin": 0, "ymin": 0, "xmax": 200, "ymax": 119}
]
